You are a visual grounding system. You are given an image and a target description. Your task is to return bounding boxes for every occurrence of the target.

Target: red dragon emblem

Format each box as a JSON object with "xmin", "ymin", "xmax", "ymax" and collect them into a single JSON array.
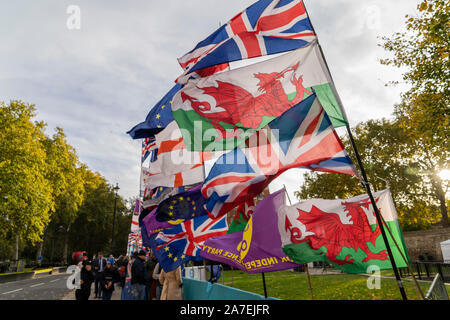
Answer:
[
  {"xmin": 285, "ymin": 200, "xmax": 389, "ymax": 266},
  {"xmin": 181, "ymin": 63, "xmax": 312, "ymax": 138}
]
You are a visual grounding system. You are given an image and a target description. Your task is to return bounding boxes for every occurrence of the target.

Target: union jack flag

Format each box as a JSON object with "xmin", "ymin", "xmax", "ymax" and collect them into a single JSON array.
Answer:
[
  {"xmin": 155, "ymin": 214, "xmax": 228, "ymax": 257},
  {"xmin": 141, "ymin": 137, "xmax": 156, "ymax": 163},
  {"xmin": 202, "ymin": 94, "xmax": 359, "ymax": 218},
  {"xmin": 177, "ymin": 0, "xmax": 316, "ymax": 83}
]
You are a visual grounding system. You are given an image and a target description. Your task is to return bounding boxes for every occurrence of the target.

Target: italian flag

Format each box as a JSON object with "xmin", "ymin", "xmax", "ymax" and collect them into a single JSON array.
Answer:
[
  {"xmin": 171, "ymin": 41, "xmax": 348, "ymax": 151},
  {"xmin": 278, "ymin": 189, "xmax": 410, "ymax": 274}
]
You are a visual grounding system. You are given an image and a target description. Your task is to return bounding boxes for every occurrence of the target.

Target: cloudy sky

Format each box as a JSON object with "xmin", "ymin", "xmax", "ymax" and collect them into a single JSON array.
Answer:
[{"xmin": 0, "ymin": 0, "xmax": 421, "ymax": 201}]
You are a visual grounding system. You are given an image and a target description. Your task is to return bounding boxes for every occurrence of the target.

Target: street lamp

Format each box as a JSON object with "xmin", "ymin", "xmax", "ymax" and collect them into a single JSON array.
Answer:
[{"xmin": 110, "ymin": 183, "xmax": 120, "ymax": 255}]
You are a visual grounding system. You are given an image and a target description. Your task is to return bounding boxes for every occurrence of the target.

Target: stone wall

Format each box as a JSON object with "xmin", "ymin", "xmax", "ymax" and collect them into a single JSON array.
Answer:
[{"xmin": 403, "ymin": 227, "xmax": 450, "ymax": 262}]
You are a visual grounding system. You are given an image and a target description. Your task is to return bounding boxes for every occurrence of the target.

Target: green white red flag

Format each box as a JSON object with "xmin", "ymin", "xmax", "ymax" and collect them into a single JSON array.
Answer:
[
  {"xmin": 278, "ymin": 189, "xmax": 409, "ymax": 273},
  {"xmin": 171, "ymin": 41, "xmax": 348, "ymax": 151}
]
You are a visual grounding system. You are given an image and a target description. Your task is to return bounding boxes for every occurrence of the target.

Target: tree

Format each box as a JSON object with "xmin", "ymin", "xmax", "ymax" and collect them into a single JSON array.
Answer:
[
  {"xmin": 380, "ymin": 0, "xmax": 449, "ymax": 225},
  {"xmin": 295, "ymin": 119, "xmax": 441, "ymax": 230},
  {"xmin": 0, "ymin": 101, "xmax": 53, "ymax": 263},
  {"xmin": 67, "ymin": 169, "xmax": 130, "ymax": 259}
]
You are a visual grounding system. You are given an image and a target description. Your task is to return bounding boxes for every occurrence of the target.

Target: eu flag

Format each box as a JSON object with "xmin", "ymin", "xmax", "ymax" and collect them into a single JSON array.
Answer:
[
  {"xmin": 147, "ymin": 233, "xmax": 198, "ymax": 273},
  {"xmin": 155, "ymin": 185, "xmax": 207, "ymax": 223},
  {"xmin": 127, "ymin": 84, "xmax": 181, "ymax": 139}
]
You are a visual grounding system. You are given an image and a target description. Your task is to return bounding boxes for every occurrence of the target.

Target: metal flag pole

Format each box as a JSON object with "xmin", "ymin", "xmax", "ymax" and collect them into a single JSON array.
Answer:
[
  {"xmin": 261, "ymin": 272, "xmax": 268, "ymax": 299},
  {"xmin": 283, "ymin": 185, "xmax": 314, "ymax": 300},
  {"xmin": 302, "ymin": 0, "xmax": 408, "ymax": 300}
]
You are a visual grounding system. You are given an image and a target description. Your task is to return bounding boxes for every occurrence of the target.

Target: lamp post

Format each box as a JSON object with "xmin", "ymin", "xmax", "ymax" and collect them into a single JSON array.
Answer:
[{"xmin": 111, "ymin": 183, "xmax": 120, "ymax": 255}]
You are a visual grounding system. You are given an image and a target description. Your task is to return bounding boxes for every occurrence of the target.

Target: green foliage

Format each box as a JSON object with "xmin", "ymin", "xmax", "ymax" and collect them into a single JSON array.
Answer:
[
  {"xmin": 0, "ymin": 100, "xmax": 133, "ymax": 263},
  {"xmin": 380, "ymin": 0, "xmax": 449, "ymax": 225},
  {"xmin": 295, "ymin": 119, "xmax": 441, "ymax": 230},
  {"xmin": 0, "ymin": 101, "xmax": 53, "ymax": 245}
]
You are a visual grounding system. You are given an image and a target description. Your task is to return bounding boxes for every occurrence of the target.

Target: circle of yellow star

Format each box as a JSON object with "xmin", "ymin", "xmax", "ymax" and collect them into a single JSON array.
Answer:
[
  {"xmin": 156, "ymin": 114, "xmax": 160, "ymax": 119},
  {"xmin": 164, "ymin": 247, "xmax": 169, "ymax": 252},
  {"xmin": 161, "ymin": 105, "xmax": 165, "ymax": 109},
  {"xmin": 168, "ymin": 253, "xmax": 173, "ymax": 258},
  {"xmin": 173, "ymin": 257, "xmax": 178, "ymax": 262}
]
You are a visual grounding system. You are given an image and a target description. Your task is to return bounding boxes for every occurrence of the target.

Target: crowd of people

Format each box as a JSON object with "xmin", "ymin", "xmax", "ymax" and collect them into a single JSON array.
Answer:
[{"xmin": 74, "ymin": 250, "xmax": 183, "ymax": 301}]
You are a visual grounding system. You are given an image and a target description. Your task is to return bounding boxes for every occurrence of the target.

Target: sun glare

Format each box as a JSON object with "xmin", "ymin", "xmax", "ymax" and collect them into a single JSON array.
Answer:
[{"xmin": 439, "ymin": 169, "xmax": 450, "ymax": 181}]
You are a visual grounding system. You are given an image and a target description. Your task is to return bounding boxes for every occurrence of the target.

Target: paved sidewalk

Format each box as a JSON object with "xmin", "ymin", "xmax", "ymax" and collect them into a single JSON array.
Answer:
[{"xmin": 62, "ymin": 285, "xmax": 122, "ymax": 300}]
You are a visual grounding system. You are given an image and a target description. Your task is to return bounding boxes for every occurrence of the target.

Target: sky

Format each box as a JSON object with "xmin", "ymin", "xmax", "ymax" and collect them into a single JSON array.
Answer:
[{"xmin": 0, "ymin": 0, "xmax": 421, "ymax": 201}]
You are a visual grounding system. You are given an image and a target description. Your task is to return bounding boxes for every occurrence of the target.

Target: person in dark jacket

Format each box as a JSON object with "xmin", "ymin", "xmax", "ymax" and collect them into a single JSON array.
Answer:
[
  {"xmin": 131, "ymin": 250, "xmax": 149, "ymax": 300},
  {"xmin": 100, "ymin": 258, "xmax": 119, "ymax": 300},
  {"xmin": 75, "ymin": 260, "xmax": 95, "ymax": 300},
  {"xmin": 92, "ymin": 252, "xmax": 107, "ymax": 299},
  {"xmin": 145, "ymin": 254, "xmax": 158, "ymax": 300}
]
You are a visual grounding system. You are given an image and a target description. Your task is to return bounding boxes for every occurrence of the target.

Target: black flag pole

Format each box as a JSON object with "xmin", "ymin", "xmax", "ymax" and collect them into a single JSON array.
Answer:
[
  {"xmin": 302, "ymin": 0, "xmax": 408, "ymax": 300},
  {"xmin": 261, "ymin": 272, "xmax": 268, "ymax": 299}
]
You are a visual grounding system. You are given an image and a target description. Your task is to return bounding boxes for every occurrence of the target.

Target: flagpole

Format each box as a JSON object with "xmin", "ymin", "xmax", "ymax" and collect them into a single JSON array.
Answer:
[
  {"xmin": 261, "ymin": 272, "xmax": 268, "ymax": 299},
  {"xmin": 379, "ymin": 214, "xmax": 424, "ymax": 300},
  {"xmin": 303, "ymin": 0, "xmax": 408, "ymax": 301}
]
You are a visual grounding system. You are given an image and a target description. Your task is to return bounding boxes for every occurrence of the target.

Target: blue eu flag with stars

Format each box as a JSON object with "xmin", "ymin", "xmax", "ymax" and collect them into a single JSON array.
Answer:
[
  {"xmin": 155, "ymin": 185, "xmax": 207, "ymax": 223},
  {"xmin": 127, "ymin": 83, "xmax": 181, "ymax": 139}
]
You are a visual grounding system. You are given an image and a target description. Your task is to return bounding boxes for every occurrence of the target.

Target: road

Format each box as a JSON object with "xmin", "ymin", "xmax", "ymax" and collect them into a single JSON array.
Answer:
[{"xmin": 0, "ymin": 273, "xmax": 72, "ymax": 300}]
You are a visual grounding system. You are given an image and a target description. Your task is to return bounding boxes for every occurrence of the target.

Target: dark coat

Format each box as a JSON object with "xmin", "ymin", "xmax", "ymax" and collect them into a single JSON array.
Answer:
[
  {"xmin": 92, "ymin": 257, "xmax": 107, "ymax": 273},
  {"xmin": 75, "ymin": 267, "xmax": 95, "ymax": 300},
  {"xmin": 131, "ymin": 257, "xmax": 149, "ymax": 285},
  {"xmin": 100, "ymin": 267, "xmax": 119, "ymax": 292}
]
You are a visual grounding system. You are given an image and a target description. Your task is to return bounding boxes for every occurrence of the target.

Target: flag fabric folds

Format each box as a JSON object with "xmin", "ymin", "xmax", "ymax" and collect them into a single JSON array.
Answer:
[
  {"xmin": 279, "ymin": 189, "xmax": 409, "ymax": 273},
  {"xmin": 140, "ymin": 121, "xmax": 217, "ymax": 189},
  {"xmin": 200, "ymin": 189, "xmax": 299, "ymax": 273},
  {"xmin": 127, "ymin": 84, "xmax": 181, "ymax": 140},
  {"xmin": 152, "ymin": 214, "xmax": 228, "ymax": 272},
  {"xmin": 155, "ymin": 184, "xmax": 208, "ymax": 223},
  {"xmin": 177, "ymin": 0, "xmax": 316, "ymax": 83},
  {"xmin": 142, "ymin": 186, "xmax": 184, "ymax": 209},
  {"xmin": 130, "ymin": 199, "xmax": 142, "ymax": 233},
  {"xmin": 172, "ymin": 42, "xmax": 347, "ymax": 152},
  {"xmin": 141, "ymin": 137, "xmax": 156, "ymax": 163},
  {"xmin": 202, "ymin": 94, "xmax": 358, "ymax": 218},
  {"xmin": 147, "ymin": 232, "xmax": 197, "ymax": 273},
  {"xmin": 227, "ymin": 198, "xmax": 256, "ymax": 234}
]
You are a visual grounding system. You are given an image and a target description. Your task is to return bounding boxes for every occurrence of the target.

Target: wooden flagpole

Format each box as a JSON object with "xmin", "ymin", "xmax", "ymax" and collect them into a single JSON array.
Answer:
[
  {"xmin": 302, "ymin": 0, "xmax": 408, "ymax": 300},
  {"xmin": 283, "ymin": 185, "xmax": 314, "ymax": 300}
]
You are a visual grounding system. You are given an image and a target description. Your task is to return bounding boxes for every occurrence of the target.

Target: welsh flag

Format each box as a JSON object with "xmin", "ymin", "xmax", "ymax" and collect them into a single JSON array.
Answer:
[
  {"xmin": 278, "ymin": 189, "xmax": 410, "ymax": 274},
  {"xmin": 171, "ymin": 41, "xmax": 347, "ymax": 151}
]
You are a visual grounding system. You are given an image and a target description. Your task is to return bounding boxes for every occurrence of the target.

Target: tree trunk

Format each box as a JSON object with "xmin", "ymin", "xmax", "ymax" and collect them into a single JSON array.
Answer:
[
  {"xmin": 36, "ymin": 241, "xmax": 44, "ymax": 265},
  {"xmin": 13, "ymin": 233, "xmax": 19, "ymax": 269},
  {"xmin": 431, "ymin": 175, "xmax": 449, "ymax": 226},
  {"xmin": 63, "ymin": 230, "xmax": 69, "ymax": 265}
]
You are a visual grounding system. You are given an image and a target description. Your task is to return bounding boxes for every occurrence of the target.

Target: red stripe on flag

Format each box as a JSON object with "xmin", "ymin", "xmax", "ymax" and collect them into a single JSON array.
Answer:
[
  {"xmin": 158, "ymin": 138, "xmax": 185, "ymax": 155},
  {"xmin": 237, "ymin": 32, "xmax": 262, "ymax": 58},
  {"xmin": 257, "ymin": 3, "xmax": 306, "ymax": 31},
  {"xmin": 229, "ymin": 14, "xmax": 249, "ymax": 35},
  {"xmin": 174, "ymin": 172, "xmax": 184, "ymax": 187},
  {"xmin": 298, "ymin": 110, "xmax": 323, "ymax": 149}
]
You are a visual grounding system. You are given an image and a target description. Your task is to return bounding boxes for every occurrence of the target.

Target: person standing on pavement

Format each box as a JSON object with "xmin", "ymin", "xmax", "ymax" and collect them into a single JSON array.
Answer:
[
  {"xmin": 100, "ymin": 258, "xmax": 119, "ymax": 300},
  {"xmin": 131, "ymin": 250, "xmax": 149, "ymax": 300},
  {"xmin": 92, "ymin": 251, "xmax": 106, "ymax": 299},
  {"xmin": 159, "ymin": 266, "xmax": 183, "ymax": 300},
  {"xmin": 145, "ymin": 254, "xmax": 158, "ymax": 300},
  {"xmin": 75, "ymin": 260, "xmax": 95, "ymax": 300},
  {"xmin": 152, "ymin": 262, "xmax": 162, "ymax": 300}
]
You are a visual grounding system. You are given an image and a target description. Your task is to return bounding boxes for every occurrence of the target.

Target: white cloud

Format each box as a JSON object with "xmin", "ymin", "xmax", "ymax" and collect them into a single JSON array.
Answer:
[{"xmin": 0, "ymin": 0, "xmax": 421, "ymax": 200}]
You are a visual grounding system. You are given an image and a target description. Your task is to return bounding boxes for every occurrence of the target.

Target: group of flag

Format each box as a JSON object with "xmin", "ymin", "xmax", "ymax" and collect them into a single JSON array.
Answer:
[{"xmin": 126, "ymin": 0, "xmax": 409, "ymax": 275}]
